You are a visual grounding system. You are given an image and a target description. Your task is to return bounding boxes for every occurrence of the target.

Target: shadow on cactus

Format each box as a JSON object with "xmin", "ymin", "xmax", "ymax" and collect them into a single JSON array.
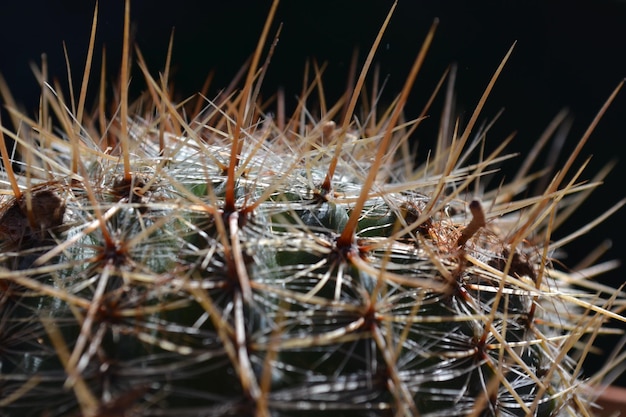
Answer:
[{"xmin": 1, "ymin": 1, "xmax": 625, "ymax": 416}]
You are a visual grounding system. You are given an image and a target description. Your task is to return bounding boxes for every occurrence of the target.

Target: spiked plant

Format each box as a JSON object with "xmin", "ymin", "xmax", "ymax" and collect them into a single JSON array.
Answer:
[{"xmin": 1, "ymin": 1, "xmax": 625, "ymax": 416}]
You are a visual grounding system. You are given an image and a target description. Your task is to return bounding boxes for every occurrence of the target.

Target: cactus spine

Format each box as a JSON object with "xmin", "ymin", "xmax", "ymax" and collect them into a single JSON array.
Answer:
[{"xmin": 1, "ymin": 1, "xmax": 625, "ymax": 416}]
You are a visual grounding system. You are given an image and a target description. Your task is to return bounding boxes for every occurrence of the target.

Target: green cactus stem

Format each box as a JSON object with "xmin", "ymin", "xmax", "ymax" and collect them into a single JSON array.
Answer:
[{"xmin": 1, "ymin": 1, "xmax": 625, "ymax": 416}]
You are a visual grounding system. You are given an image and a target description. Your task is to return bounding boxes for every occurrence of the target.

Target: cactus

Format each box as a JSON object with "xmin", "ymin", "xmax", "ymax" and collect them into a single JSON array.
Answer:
[{"xmin": 1, "ymin": 1, "xmax": 625, "ymax": 416}]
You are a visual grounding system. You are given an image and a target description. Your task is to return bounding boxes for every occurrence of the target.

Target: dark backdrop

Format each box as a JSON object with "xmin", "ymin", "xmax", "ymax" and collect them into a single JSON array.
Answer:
[{"xmin": 1, "ymin": 0, "xmax": 626, "ymax": 386}]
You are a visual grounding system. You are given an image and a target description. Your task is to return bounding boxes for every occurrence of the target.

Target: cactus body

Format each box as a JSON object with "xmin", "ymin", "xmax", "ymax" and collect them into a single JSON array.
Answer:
[{"xmin": 1, "ymin": 2, "xmax": 625, "ymax": 416}]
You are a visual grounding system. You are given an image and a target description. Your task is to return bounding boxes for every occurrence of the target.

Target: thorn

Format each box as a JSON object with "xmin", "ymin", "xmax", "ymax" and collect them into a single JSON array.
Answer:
[{"xmin": 457, "ymin": 200, "xmax": 486, "ymax": 247}]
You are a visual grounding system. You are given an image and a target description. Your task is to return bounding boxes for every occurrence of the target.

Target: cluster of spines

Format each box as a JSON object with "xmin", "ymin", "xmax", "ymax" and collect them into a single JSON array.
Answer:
[{"xmin": 1, "ymin": 1, "xmax": 626, "ymax": 416}]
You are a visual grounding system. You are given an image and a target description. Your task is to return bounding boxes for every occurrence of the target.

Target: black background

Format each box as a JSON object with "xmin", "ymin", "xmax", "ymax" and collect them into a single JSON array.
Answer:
[{"xmin": 1, "ymin": 0, "xmax": 626, "ymax": 387}]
